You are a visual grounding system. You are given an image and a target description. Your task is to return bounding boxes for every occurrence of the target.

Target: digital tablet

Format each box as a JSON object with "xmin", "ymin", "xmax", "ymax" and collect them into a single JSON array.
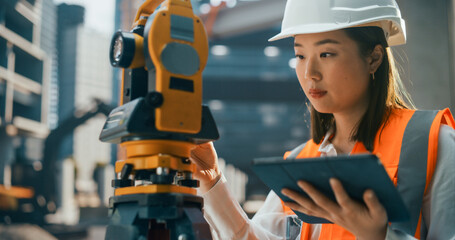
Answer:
[{"xmin": 251, "ymin": 154, "xmax": 410, "ymax": 224}]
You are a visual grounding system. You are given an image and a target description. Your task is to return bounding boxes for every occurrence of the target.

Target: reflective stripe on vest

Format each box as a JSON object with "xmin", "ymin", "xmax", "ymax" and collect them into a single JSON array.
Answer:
[
  {"xmin": 287, "ymin": 142, "xmax": 307, "ymax": 159},
  {"xmin": 392, "ymin": 110, "xmax": 437, "ymax": 236}
]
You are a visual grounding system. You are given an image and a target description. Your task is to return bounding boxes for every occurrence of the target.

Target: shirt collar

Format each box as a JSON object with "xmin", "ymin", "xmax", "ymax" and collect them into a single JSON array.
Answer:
[{"xmin": 318, "ymin": 129, "xmax": 337, "ymax": 155}]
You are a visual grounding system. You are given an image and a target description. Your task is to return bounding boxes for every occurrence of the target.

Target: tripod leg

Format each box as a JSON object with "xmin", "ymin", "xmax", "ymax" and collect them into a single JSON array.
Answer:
[
  {"xmin": 105, "ymin": 203, "xmax": 146, "ymax": 240},
  {"xmin": 169, "ymin": 207, "xmax": 212, "ymax": 240},
  {"xmin": 147, "ymin": 220, "xmax": 170, "ymax": 240}
]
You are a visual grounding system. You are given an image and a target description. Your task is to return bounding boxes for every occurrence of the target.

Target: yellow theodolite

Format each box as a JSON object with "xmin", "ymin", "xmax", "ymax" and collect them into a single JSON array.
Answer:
[{"xmin": 99, "ymin": 0, "xmax": 219, "ymax": 239}]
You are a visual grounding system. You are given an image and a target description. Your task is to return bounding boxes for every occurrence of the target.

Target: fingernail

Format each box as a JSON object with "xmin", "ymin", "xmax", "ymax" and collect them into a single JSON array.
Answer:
[{"xmin": 367, "ymin": 190, "xmax": 375, "ymax": 198}]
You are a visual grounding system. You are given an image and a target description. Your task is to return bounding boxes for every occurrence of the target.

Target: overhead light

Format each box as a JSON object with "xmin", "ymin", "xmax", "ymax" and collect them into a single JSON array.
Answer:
[
  {"xmin": 210, "ymin": 0, "xmax": 222, "ymax": 7},
  {"xmin": 209, "ymin": 0, "xmax": 237, "ymax": 8},
  {"xmin": 288, "ymin": 58, "xmax": 297, "ymax": 69},
  {"xmin": 6, "ymin": 124, "xmax": 18, "ymax": 136},
  {"xmin": 33, "ymin": 161, "xmax": 43, "ymax": 171},
  {"xmin": 199, "ymin": 3, "xmax": 211, "ymax": 14},
  {"xmin": 208, "ymin": 100, "xmax": 224, "ymax": 111},
  {"xmin": 226, "ymin": 0, "xmax": 237, "ymax": 8},
  {"xmin": 262, "ymin": 114, "xmax": 279, "ymax": 127},
  {"xmin": 211, "ymin": 45, "xmax": 230, "ymax": 56},
  {"xmin": 264, "ymin": 46, "xmax": 280, "ymax": 57}
]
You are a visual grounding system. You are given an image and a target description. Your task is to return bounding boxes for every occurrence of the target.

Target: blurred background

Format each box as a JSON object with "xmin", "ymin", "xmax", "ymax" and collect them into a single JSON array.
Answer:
[{"xmin": 0, "ymin": 0, "xmax": 454, "ymax": 239}]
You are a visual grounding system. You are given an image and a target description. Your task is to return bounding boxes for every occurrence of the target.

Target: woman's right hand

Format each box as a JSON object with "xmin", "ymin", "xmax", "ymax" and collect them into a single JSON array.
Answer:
[{"xmin": 189, "ymin": 142, "xmax": 221, "ymax": 193}]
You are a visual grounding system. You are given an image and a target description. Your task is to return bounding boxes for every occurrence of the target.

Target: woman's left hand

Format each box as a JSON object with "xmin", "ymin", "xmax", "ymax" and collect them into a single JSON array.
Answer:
[{"xmin": 281, "ymin": 178, "xmax": 388, "ymax": 240}]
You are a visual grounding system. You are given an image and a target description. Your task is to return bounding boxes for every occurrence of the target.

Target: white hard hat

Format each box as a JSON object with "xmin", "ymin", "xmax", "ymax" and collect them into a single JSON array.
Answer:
[{"xmin": 269, "ymin": 0, "xmax": 406, "ymax": 46}]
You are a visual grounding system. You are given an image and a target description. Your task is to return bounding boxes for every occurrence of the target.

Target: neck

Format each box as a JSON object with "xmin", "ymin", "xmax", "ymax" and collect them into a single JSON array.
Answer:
[{"xmin": 331, "ymin": 109, "xmax": 366, "ymax": 154}]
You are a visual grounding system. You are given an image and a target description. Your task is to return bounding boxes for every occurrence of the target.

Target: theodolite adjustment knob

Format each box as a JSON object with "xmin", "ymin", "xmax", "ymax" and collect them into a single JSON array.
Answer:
[{"xmin": 145, "ymin": 91, "xmax": 163, "ymax": 108}]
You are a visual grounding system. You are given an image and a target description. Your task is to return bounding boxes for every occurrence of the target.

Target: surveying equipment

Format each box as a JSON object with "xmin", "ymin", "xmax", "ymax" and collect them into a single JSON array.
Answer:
[{"xmin": 99, "ymin": 0, "xmax": 219, "ymax": 239}]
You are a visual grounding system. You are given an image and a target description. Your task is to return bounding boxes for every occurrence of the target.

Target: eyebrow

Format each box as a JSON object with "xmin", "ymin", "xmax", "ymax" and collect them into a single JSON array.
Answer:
[{"xmin": 294, "ymin": 39, "xmax": 341, "ymax": 47}]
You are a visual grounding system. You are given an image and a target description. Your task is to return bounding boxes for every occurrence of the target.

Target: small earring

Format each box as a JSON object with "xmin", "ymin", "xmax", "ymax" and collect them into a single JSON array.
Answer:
[{"xmin": 371, "ymin": 72, "xmax": 375, "ymax": 80}]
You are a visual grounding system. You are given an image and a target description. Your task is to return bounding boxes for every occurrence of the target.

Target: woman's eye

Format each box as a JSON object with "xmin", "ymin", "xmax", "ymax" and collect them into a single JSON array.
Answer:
[
  {"xmin": 320, "ymin": 52, "xmax": 335, "ymax": 58},
  {"xmin": 295, "ymin": 54, "xmax": 304, "ymax": 60}
]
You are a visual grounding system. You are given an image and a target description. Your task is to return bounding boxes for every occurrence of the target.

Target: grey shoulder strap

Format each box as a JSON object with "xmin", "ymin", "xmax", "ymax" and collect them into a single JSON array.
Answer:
[
  {"xmin": 286, "ymin": 215, "xmax": 302, "ymax": 240},
  {"xmin": 391, "ymin": 110, "xmax": 438, "ymax": 238},
  {"xmin": 287, "ymin": 142, "xmax": 308, "ymax": 159}
]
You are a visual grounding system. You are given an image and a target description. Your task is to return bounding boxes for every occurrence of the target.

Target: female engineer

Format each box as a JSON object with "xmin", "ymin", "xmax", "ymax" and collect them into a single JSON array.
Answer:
[{"xmin": 189, "ymin": 0, "xmax": 455, "ymax": 239}]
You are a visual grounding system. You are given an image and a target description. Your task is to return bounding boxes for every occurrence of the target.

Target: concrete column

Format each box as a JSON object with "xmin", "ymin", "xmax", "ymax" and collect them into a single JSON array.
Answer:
[
  {"xmin": 5, "ymin": 42, "xmax": 14, "ymax": 123},
  {"xmin": 395, "ymin": 0, "xmax": 455, "ymax": 111},
  {"xmin": 450, "ymin": 0, "xmax": 455, "ymax": 111}
]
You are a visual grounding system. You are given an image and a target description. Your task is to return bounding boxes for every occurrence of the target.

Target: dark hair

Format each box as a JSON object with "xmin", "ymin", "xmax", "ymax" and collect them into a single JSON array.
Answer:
[{"xmin": 310, "ymin": 26, "xmax": 414, "ymax": 151}]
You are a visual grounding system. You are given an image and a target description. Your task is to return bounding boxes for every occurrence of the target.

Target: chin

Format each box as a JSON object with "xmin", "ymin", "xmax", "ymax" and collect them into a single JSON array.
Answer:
[{"xmin": 310, "ymin": 104, "xmax": 334, "ymax": 114}]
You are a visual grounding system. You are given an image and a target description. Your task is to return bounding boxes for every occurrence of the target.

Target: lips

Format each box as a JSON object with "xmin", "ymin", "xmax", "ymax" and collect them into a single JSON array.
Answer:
[{"xmin": 308, "ymin": 88, "xmax": 327, "ymax": 99}]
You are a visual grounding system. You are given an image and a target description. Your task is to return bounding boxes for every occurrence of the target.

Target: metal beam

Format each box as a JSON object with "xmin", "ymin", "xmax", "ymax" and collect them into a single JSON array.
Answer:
[
  {"xmin": 0, "ymin": 66, "xmax": 42, "ymax": 94},
  {"xmin": 203, "ymin": 78, "xmax": 306, "ymax": 102},
  {"xmin": 0, "ymin": 25, "xmax": 45, "ymax": 60}
]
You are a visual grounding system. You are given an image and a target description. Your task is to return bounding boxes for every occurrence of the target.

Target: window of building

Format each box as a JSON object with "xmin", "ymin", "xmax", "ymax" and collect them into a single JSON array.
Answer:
[
  {"xmin": 14, "ymin": 46, "xmax": 43, "ymax": 84},
  {"xmin": 0, "ymin": 37, "xmax": 7, "ymax": 68}
]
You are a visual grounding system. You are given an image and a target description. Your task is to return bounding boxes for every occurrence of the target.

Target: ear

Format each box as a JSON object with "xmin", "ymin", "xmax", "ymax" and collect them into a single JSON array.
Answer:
[{"xmin": 368, "ymin": 44, "xmax": 384, "ymax": 74}]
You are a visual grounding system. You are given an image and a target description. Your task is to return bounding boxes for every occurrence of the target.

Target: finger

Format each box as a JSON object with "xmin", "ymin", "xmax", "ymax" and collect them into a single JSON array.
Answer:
[
  {"xmin": 199, "ymin": 141, "xmax": 214, "ymax": 149},
  {"xmin": 363, "ymin": 189, "xmax": 387, "ymax": 219},
  {"xmin": 282, "ymin": 195, "xmax": 330, "ymax": 220},
  {"xmin": 281, "ymin": 188, "xmax": 313, "ymax": 206},
  {"xmin": 329, "ymin": 178, "xmax": 355, "ymax": 209},
  {"xmin": 283, "ymin": 201, "xmax": 312, "ymax": 216},
  {"xmin": 298, "ymin": 180, "xmax": 340, "ymax": 213},
  {"xmin": 189, "ymin": 153, "xmax": 210, "ymax": 171},
  {"xmin": 281, "ymin": 189, "xmax": 323, "ymax": 213},
  {"xmin": 192, "ymin": 142, "xmax": 213, "ymax": 151},
  {"xmin": 190, "ymin": 142, "xmax": 212, "ymax": 155},
  {"xmin": 190, "ymin": 148, "xmax": 209, "ymax": 163},
  {"xmin": 189, "ymin": 154, "xmax": 203, "ymax": 165}
]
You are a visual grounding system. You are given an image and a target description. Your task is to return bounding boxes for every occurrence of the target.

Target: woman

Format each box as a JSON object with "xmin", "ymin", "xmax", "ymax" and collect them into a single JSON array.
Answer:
[{"xmin": 190, "ymin": 0, "xmax": 455, "ymax": 239}]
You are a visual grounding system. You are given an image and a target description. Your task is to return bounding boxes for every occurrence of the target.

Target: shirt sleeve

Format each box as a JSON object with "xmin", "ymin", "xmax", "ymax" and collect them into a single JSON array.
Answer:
[
  {"xmin": 386, "ymin": 124, "xmax": 455, "ymax": 240},
  {"xmin": 201, "ymin": 174, "xmax": 288, "ymax": 240},
  {"xmin": 422, "ymin": 124, "xmax": 455, "ymax": 239}
]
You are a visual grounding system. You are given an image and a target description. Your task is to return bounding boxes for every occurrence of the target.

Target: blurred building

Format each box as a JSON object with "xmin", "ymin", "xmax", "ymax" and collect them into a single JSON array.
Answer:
[
  {"xmin": 56, "ymin": 3, "xmax": 84, "ymax": 164},
  {"xmin": 115, "ymin": 0, "xmax": 143, "ymax": 31},
  {"xmin": 57, "ymin": 3, "xmax": 112, "ymax": 195},
  {"xmin": 41, "ymin": 0, "xmax": 58, "ymax": 129},
  {"xmin": 0, "ymin": 0, "xmax": 55, "ymax": 183}
]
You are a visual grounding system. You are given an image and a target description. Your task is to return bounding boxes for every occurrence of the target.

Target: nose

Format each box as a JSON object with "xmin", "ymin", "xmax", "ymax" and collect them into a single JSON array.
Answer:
[{"xmin": 304, "ymin": 57, "xmax": 322, "ymax": 81}]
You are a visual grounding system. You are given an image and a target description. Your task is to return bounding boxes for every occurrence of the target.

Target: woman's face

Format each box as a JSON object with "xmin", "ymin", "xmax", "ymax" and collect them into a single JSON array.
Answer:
[{"xmin": 294, "ymin": 30, "xmax": 371, "ymax": 116}]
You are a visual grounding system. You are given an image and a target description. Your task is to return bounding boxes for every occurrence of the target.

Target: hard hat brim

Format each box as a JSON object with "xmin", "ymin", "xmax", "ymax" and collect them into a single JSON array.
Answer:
[{"xmin": 268, "ymin": 19, "xmax": 406, "ymax": 47}]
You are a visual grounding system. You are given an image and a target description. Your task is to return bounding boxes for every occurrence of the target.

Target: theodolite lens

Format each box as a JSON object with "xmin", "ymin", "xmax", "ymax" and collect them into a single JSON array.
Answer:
[
  {"xmin": 113, "ymin": 36, "xmax": 123, "ymax": 62},
  {"xmin": 109, "ymin": 31, "xmax": 138, "ymax": 68}
]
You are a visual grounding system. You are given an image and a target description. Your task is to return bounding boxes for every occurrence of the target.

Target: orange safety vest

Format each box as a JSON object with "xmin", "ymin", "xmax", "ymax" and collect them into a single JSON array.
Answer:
[{"xmin": 282, "ymin": 108, "xmax": 455, "ymax": 240}]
